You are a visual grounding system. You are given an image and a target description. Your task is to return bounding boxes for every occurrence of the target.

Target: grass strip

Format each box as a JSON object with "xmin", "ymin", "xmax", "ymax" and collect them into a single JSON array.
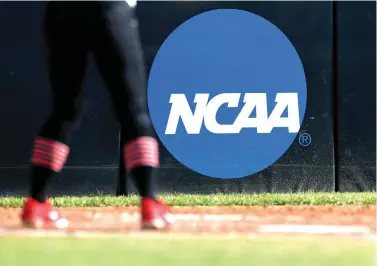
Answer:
[{"xmin": 0, "ymin": 192, "xmax": 375, "ymax": 207}]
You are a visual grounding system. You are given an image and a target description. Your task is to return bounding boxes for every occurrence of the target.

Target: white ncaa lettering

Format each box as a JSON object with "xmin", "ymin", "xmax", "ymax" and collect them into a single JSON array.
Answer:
[
  {"xmin": 165, "ymin": 94, "xmax": 210, "ymax": 134},
  {"xmin": 165, "ymin": 93, "xmax": 300, "ymax": 134}
]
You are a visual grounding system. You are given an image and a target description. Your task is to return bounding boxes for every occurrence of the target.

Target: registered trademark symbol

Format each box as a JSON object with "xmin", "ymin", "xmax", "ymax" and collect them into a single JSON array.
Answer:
[{"xmin": 299, "ymin": 133, "xmax": 312, "ymax": 147}]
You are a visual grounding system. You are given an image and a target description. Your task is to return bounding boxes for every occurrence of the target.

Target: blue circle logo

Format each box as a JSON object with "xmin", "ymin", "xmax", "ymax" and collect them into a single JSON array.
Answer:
[{"xmin": 148, "ymin": 9, "xmax": 307, "ymax": 179}]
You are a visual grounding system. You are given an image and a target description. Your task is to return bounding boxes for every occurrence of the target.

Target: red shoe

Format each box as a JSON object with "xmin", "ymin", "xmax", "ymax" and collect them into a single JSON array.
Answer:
[
  {"xmin": 21, "ymin": 197, "xmax": 69, "ymax": 229},
  {"xmin": 141, "ymin": 197, "xmax": 175, "ymax": 230}
]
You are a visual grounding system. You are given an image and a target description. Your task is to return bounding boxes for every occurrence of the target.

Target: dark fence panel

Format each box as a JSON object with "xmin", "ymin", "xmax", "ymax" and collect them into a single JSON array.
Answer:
[
  {"xmin": 0, "ymin": 1, "xmax": 374, "ymax": 196},
  {"xmin": 133, "ymin": 1, "xmax": 335, "ymax": 194},
  {"xmin": 0, "ymin": 2, "xmax": 119, "ymax": 196},
  {"xmin": 336, "ymin": 1, "xmax": 376, "ymax": 192}
]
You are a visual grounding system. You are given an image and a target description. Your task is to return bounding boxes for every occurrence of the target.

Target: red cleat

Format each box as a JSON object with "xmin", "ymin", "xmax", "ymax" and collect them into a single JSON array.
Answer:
[
  {"xmin": 21, "ymin": 197, "xmax": 69, "ymax": 229},
  {"xmin": 141, "ymin": 197, "xmax": 175, "ymax": 230}
]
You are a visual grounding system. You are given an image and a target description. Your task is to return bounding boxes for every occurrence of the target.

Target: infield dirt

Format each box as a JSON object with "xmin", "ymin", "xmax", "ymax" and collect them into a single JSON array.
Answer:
[{"xmin": 0, "ymin": 205, "xmax": 375, "ymax": 237}]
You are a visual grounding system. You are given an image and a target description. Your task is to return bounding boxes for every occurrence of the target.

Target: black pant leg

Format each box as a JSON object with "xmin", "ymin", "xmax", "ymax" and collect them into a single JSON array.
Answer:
[
  {"xmin": 28, "ymin": 3, "xmax": 89, "ymax": 201},
  {"xmin": 92, "ymin": 1, "xmax": 153, "ymax": 141},
  {"xmin": 91, "ymin": 2, "xmax": 158, "ymax": 199},
  {"xmin": 41, "ymin": 2, "xmax": 88, "ymax": 143}
]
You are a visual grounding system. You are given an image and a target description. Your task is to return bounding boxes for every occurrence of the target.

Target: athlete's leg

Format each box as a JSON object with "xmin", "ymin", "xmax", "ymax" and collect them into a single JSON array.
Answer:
[
  {"xmin": 29, "ymin": 3, "xmax": 87, "ymax": 203},
  {"xmin": 92, "ymin": 1, "xmax": 157, "ymax": 200},
  {"xmin": 91, "ymin": 2, "xmax": 173, "ymax": 229},
  {"xmin": 22, "ymin": 3, "xmax": 88, "ymax": 229}
]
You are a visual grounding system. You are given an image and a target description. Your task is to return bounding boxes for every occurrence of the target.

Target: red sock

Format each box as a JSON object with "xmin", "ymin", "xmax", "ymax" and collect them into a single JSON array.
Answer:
[
  {"xmin": 29, "ymin": 137, "xmax": 70, "ymax": 202},
  {"xmin": 124, "ymin": 137, "xmax": 159, "ymax": 199}
]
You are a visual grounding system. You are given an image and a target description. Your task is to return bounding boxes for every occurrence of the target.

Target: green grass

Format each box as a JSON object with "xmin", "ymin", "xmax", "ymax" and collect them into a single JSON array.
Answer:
[
  {"xmin": 0, "ymin": 236, "xmax": 374, "ymax": 266},
  {"xmin": 0, "ymin": 192, "xmax": 375, "ymax": 207}
]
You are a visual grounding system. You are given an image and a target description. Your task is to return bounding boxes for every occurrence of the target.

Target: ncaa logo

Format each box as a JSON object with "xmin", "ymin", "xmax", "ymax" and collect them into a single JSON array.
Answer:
[{"xmin": 148, "ymin": 9, "xmax": 307, "ymax": 179}]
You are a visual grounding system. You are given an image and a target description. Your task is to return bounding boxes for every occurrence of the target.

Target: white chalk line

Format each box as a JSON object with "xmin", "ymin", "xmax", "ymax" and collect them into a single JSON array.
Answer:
[
  {"xmin": 118, "ymin": 213, "xmax": 247, "ymax": 222},
  {"xmin": 258, "ymin": 225, "xmax": 373, "ymax": 234},
  {"xmin": 116, "ymin": 213, "xmax": 306, "ymax": 222}
]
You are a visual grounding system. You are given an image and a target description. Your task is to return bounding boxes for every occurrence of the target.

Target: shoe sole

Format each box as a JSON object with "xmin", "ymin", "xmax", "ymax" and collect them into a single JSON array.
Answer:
[
  {"xmin": 142, "ymin": 219, "xmax": 172, "ymax": 231},
  {"xmin": 21, "ymin": 218, "xmax": 69, "ymax": 229},
  {"xmin": 22, "ymin": 219, "xmax": 45, "ymax": 229}
]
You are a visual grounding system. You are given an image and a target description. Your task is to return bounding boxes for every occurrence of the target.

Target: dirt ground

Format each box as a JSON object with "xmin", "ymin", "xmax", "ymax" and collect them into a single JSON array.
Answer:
[{"xmin": 0, "ymin": 205, "xmax": 375, "ymax": 236}]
